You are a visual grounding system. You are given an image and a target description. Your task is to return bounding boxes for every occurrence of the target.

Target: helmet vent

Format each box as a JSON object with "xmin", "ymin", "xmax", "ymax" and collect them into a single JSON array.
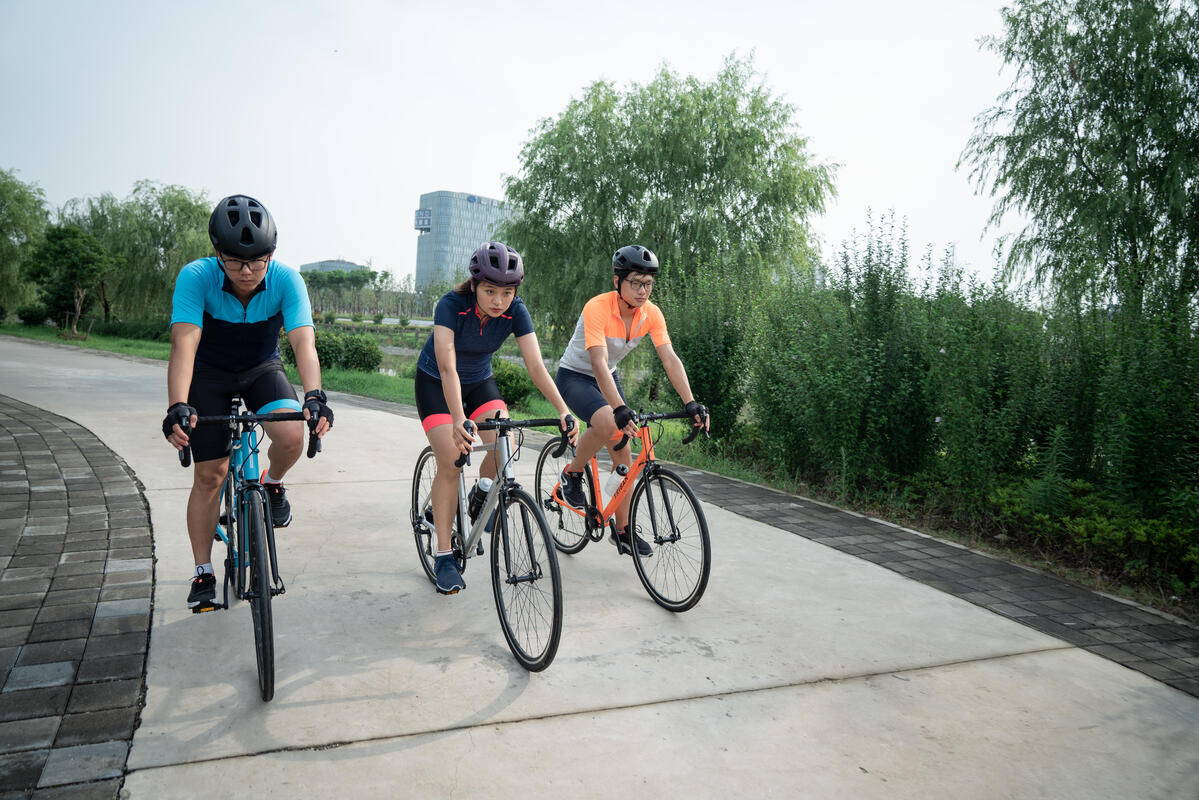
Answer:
[
  {"xmin": 240, "ymin": 228, "xmax": 255, "ymax": 245},
  {"xmin": 250, "ymin": 211, "xmax": 262, "ymax": 227},
  {"xmin": 226, "ymin": 210, "xmax": 240, "ymax": 226}
]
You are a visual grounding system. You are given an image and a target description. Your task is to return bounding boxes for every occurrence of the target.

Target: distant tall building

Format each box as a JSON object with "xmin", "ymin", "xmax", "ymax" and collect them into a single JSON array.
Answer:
[
  {"xmin": 300, "ymin": 259, "xmax": 368, "ymax": 273},
  {"xmin": 414, "ymin": 191, "xmax": 514, "ymax": 289}
]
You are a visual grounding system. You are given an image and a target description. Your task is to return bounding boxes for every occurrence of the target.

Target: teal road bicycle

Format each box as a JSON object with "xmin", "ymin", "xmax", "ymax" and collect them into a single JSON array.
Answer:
[{"xmin": 179, "ymin": 397, "xmax": 320, "ymax": 701}]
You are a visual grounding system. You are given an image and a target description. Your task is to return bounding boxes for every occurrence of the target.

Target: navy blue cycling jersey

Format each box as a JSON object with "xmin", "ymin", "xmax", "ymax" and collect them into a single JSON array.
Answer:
[
  {"xmin": 417, "ymin": 292, "xmax": 534, "ymax": 383},
  {"xmin": 170, "ymin": 257, "xmax": 314, "ymax": 372}
]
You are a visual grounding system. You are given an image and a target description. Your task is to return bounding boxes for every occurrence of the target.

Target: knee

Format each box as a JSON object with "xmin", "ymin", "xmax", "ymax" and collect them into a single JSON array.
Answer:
[
  {"xmin": 193, "ymin": 467, "xmax": 226, "ymax": 494},
  {"xmin": 274, "ymin": 424, "xmax": 304, "ymax": 455}
]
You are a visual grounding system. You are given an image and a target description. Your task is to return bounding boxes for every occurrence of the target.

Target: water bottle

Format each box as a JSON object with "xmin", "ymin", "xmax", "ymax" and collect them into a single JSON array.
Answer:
[
  {"xmin": 602, "ymin": 464, "xmax": 629, "ymax": 499},
  {"xmin": 468, "ymin": 476, "xmax": 493, "ymax": 522}
]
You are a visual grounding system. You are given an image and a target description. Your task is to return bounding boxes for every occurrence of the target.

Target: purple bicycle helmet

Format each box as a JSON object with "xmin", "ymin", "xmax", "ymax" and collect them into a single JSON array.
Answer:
[
  {"xmin": 469, "ymin": 241, "xmax": 524, "ymax": 286},
  {"xmin": 208, "ymin": 195, "xmax": 278, "ymax": 258}
]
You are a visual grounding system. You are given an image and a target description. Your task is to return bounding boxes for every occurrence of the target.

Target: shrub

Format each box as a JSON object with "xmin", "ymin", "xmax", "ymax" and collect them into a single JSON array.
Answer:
[
  {"xmin": 17, "ymin": 304, "xmax": 49, "ymax": 326},
  {"xmin": 91, "ymin": 319, "xmax": 169, "ymax": 341},
  {"xmin": 278, "ymin": 333, "xmax": 296, "ymax": 366},
  {"xmin": 350, "ymin": 312, "xmax": 362, "ymax": 323},
  {"xmin": 340, "ymin": 333, "xmax": 383, "ymax": 372},
  {"xmin": 398, "ymin": 316, "xmax": 410, "ymax": 328},
  {"xmin": 492, "ymin": 357, "xmax": 535, "ymax": 408},
  {"xmin": 0, "ymin": 303, "xmax": 6, "ymax": 323},
  {"xmin": 322, "ymin": 311, "xmax": 337, "ymax": 325},
  {"xmin": 372, "ymin": 313, "xmax": 384, "ymax": 325},
  {"xmin": 315, "ymin": 329, "xmax": 345, "ymax": 369}
]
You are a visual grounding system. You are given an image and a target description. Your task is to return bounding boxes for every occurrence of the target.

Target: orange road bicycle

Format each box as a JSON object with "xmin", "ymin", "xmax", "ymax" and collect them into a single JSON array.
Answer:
[{"xmin": 533, "ymin": 410, "xmax": 711, "ymax": 612}]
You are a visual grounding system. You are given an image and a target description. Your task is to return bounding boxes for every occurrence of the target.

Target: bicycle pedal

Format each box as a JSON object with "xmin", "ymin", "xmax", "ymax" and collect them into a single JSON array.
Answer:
[
  {"xmin": 476, "ymin": 541, "xmax": 484, "ymax": 556},
  {"xmin": 218, "ymin": 513, "xmax": 231, "ymax": 526},
  {"xmin": 191, "ymin": 602, "xmax": 220, "ymax": 614}
]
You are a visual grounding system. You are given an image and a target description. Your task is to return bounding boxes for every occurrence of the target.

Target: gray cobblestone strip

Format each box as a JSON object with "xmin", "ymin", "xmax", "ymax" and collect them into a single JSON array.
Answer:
[{"xmin": 0, "ymin": 396, "xmax": 151, "ymax": 800}]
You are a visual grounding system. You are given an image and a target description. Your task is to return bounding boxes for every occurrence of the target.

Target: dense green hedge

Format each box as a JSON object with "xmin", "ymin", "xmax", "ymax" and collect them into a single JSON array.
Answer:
[{"xmin": 279, "ymin": 329, "xmax": 382, "ymax": 372}]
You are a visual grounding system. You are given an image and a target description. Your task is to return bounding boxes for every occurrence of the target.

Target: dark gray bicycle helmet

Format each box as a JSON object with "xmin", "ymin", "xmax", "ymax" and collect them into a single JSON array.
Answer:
[
  {"xmin": 612, "ymin": 244, "xmax": 659, "ymax": 275},
  {"xmin": 469, "ymin": 241, "xmax": 524, "ymax": 286},
  {"xmin": 208, "ymin": 195, "xmax": 278, "ymax": 258}
]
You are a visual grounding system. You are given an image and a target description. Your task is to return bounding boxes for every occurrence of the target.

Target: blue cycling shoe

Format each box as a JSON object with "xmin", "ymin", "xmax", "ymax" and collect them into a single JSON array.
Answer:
[{"xmin": 434, "ymin": 554, "xmax": 465, "ymax": 595}]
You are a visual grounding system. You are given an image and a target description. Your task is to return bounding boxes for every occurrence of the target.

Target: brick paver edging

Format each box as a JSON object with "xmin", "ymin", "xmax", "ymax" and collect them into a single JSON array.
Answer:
[
  {"xmin": 339, "ymin": 390, "xmax": 1199, "ymax": 697},
  {"xmin": 0, "ymin": 395, "xmax": 153, "ymax": 800}
]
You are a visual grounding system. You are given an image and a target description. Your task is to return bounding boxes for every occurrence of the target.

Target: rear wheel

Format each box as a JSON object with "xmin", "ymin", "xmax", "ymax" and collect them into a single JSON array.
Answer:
[
  {"xmin": 244, "ymin": 490, "xmax": 275, "ymax": 701},
  {"xmin": 533, "ymin": 439, "xmax": 590, "ymax": 554},
  {"xmin": 628, "ymin": 468, "xmax": 711, "ymax": 612},
  {"xmin": 491, "ymin": 488, "xmax": 563, "ymax": 671}
]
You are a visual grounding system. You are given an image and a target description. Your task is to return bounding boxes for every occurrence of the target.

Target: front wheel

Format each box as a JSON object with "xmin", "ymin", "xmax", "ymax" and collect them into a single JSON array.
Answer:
[
  {"xmin": 628, "ymin": 467, "xmax": 711, "ymax": 612},
  {"xmin": 244, "ymin": 490, "xmax": 275, "ymax": 701},
  {"xmin": 533, "ymin": 439, "xmax": 590, "ymax": 554},
  {"xmin": 491, "ymin": 488, "xmax": 563, "ymax": 671},
  {"xmin": 412, "ymin": 446, "xmax": 465, "ymax": 583}
]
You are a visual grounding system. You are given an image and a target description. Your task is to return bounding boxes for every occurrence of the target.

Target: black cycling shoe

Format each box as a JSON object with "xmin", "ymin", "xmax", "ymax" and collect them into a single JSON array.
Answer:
[
  {"xmin": 611, "ymin": 527, "xmax": 653, "ymax": 557},
  {"xmin": 265, "ymin": 482, "xmax": 292, "ymax": 528},
  {"xmin": 434, "ymin": 554, "xmax": 465, "ymax": 595},
  {"xmin": 188, "ymin": 572, "xmax": 217, "ymax": 612},
  {"xmin": 559, "ymin": 469, "xmax": 586, "ymax": 508}
]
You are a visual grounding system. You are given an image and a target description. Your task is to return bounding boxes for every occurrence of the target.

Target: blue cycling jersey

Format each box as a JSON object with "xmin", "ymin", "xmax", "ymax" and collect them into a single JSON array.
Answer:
[
  {"xmin": 170, "ymin": 257, "xmax": 314, "ymax": 372},
  {"xmin": 417, "ymin": 292, "xmax": 534, "ymax": 383}
]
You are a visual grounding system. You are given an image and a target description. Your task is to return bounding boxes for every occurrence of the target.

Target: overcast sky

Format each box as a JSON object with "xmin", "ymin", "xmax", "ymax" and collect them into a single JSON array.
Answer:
[{"xmin": 0, "ymin": 0, "xmax": 1020, "ymax": 281}]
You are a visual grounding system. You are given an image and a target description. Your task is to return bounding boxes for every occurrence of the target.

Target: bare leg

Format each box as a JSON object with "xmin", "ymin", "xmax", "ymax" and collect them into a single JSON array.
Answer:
[
  {"xmin": 260, "ymin": 419, "xmax": 304, "ymax": 481},
  {"xmin": 425, "ymin": 424, "xmax": 464, "ymax": 552},
  {"xmin": 188, "ymin": 458, "xmax": 229, "ymax": 565}
]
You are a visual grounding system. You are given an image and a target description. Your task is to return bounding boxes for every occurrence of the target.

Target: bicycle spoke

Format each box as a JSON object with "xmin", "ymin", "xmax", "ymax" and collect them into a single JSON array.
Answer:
[
  {"xmin": 491, "ymin": 489, "xmax": 563, "ymax": 671},
  {"xmin": 630, "ymin": 470, "xmax": 711, "ymax": 612}
]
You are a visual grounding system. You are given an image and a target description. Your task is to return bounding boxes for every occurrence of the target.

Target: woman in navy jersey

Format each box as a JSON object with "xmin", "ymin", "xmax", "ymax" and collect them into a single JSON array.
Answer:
[{"xmin": 415, "ymin": 241, "xmax": 576, "ymax": 594}]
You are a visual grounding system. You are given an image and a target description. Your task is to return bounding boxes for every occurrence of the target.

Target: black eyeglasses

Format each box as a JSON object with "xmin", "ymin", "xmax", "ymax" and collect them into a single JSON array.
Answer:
[{"xmin": 220, "ymin": 256, "xmax": 270, "ymax": 273}]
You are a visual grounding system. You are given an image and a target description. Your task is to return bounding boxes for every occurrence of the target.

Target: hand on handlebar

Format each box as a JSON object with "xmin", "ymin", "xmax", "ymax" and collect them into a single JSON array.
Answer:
[
  {"xmin": 302, "ymin": 390, "xmax": 334, "ymax": 437},
  {"xmin": 162, "ymin": 403, "xmax": 197, "ymax": 451},
  {"xmin": 558, "ymin": 412, "xmax": 577, "ymax": 446},
  {"xmin": 612, "ymin": 404, "xmax": 638, "ymax": 438},
  {"xmin": 452, "ymin": 418, "xmax": 476, "ymax": 456},
  {"xmin": 684, "ymin": 401, "xmax": 710, "ymax": 433}
]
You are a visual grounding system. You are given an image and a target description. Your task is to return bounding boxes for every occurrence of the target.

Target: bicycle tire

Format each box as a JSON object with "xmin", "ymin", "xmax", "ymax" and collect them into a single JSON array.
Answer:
[
  {"xmin": 533, "ymin": 438, "xmax": 590, "ymax": 554},
  {"xmin": 628, "ymin": 467, "xmax": 711, "ymax": 612},
  {"xmin": 490, "ymin": 487, "xmax": 563, "ymax": 671},
  {"xmin": 244, "ymin": 489, "xmax": 275, "ymax": 701},
  {"xmin": 411, "ymin": 446, "xmax": 467, "ymax": 581}
]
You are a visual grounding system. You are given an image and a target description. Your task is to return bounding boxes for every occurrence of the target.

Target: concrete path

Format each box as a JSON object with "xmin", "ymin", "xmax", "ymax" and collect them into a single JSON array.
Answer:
[{"xmin": 1, "ymin": 336, "xmax": 1197, "ymax": 800}]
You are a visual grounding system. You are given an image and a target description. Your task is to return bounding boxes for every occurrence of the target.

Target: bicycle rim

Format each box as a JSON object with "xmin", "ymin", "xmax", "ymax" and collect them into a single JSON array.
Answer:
[
  {"xmin": 490, "ymin": 488, "xmax": 563, "ymax": 671},
  {"xmin": 629, "ymin": 468, "xmax": 711, "ymax": 612},
  {"xmin": 533, "ymin": 439, "xmax": 589, "ymax": 554},
  {"xmin": 411, "ymin": 446, "xmax": 439, "ymax": 583},
  {"xmin": 245, "ymin": 491, "xmax": 275, "ymax": 701}
]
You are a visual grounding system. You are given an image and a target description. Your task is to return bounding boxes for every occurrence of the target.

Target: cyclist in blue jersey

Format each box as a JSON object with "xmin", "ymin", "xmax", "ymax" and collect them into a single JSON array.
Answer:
[
  {"xmin": 416, "ymin": 241, "xmax": 576, "ymax": 594},
  {"xmin": 162, "ymin": 195, "xmax": 333, "ymax": 611}
]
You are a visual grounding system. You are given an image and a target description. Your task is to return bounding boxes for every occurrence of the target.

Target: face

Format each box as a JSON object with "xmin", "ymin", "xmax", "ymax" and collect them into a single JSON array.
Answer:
[
  {"xmin": 219, "ymin": 252, "xmax": 272, "ymax": 293},
  {"xmin": 615, "ymin": 272, "xmax": 655, "ymax": 307},
  {"xmin": 476, "ymin": 281, "xmax": 517, "ymax": 316}
]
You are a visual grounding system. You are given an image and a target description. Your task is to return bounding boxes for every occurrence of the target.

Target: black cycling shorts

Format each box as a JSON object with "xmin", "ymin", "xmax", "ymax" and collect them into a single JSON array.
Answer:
[
  {"xmin": 414, "ymin": 369, "xmax": 507, "ymax": 432},
  {"xmin": 555, "ymin": 366, "xmax": 627, "ymax": 427},
  {"xmin": 187, "ymin": 358, "xmax": 300, "ymax": 463}
]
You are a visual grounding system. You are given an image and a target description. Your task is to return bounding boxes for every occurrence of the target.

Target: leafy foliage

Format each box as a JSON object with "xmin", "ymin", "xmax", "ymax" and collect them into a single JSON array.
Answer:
[
  {"xmin": 24, "ymin": 225, "xmax": 113, "ymax": 333},
  {"xmin": 0, "ymin": 168, "xmax": 49, "ymax": 308},
  {"xmin": 501, "ymin": 54, "xmax": 835, "ymax": 346},
  {"xmin": 491, "ymin": 357, "xmax": 535, "ymax": 408}
]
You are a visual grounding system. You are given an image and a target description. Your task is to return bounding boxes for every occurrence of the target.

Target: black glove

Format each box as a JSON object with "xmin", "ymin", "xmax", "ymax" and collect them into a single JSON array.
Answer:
[
  {"xmin": 684, "ymin": 401, "xmax": 707, "ymax": 421},
  {"xmin": 613, "ymin": 404, "xmax": 635, "ymax": 430},
  {"xmin": 303, "ymin": 389, "xmax": 334, "ymax": 429},
  {"xmin": 162, "ymin": 402, "xmax": 195, "ymax": 439}
]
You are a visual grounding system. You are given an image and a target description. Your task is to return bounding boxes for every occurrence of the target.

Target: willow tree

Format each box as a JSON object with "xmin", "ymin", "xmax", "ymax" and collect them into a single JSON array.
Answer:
[
  {"xmin": 60, "ymin": 180, "xmax": 210, "ymax": 321},
  {"xmin": 962, "ymin": 0, "xmax": 1199, "ymax": 513},
  {"xmin": 0, "ymin": 168, "xmax": 49, "ymax": 310},
  {"xmin": 501, "ymin": 54, "xmax": 835, "ymax": 339}
]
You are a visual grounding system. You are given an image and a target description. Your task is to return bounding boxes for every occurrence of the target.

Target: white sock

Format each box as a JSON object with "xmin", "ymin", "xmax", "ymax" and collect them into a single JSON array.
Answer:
[
  {"xmin": 262, "ymin": 472, "xmax": 281, "ymax": 485},
  {"xmin": 435, "ymin": 549, "xmax": 453, "ymax": 557},
  {"xmin": 194, "ymin": 563, "xmax": 214, "ymax": 577}
]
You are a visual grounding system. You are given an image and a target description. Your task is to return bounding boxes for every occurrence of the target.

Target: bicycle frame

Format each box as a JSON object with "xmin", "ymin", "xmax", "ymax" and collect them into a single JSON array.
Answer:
[
  {"xmin": 455, "ymin": 428, "xmax": 519, "ymax": 559},
  {"xmin": 211, "ymin": 401, "xmax": 284, "ymax": 607},
  {"xmin": 556, "ymin": 424, "xmax": 658, "ymax": 529}
]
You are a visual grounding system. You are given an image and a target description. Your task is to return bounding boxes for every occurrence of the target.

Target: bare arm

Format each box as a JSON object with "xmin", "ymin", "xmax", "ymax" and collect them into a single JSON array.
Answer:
[
  {"xmin": 516, "ymin": 332, "xmax": 577, "ymax": 442},
  {"xmin": 434, "ymin": 326, "xmax": 473, "ymax": 453},
  {"xmin": 287, "ymin": 325, "xmax": 331, "ymax": 436},
  {"xmin": 657, "ymin": 342, "xmax": 710, "ymax": 431},
  {"xmin": 165, "ymin": 323, "xmax": 201, "ymax": 448}
]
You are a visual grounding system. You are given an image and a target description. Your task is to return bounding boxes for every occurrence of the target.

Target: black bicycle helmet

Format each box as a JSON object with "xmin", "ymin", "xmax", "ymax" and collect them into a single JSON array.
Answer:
[
  {"xmin": 469, "ymin": 241, "xmax": 525, "ymax": 286},
  {"xmin": 208, "ymin": 195, "xmax": 278, "ymax": 258},
  {"xmin": 612, "ymin": 244, "xmax": 659, "ymax": 275}
]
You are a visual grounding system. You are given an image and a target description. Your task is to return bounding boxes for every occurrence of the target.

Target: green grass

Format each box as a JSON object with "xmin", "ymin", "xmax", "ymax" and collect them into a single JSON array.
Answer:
[
  {"xmin": 1, "ymin": 324, "xmax": 172, "ymax": 360},
  {"xmin": 284, "ymin": 364, "xmax": 416, "ymax": 406}
]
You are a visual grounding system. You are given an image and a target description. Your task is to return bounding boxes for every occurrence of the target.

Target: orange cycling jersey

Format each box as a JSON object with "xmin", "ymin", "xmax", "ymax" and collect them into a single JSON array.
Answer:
[{"xmin": 557, "ymin": 291, "xmax": 671, "ymax": 377}]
